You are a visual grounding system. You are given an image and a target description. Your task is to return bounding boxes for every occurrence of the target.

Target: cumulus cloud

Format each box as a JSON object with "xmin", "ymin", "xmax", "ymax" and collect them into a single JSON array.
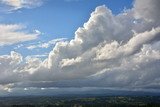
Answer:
[
  {"xmin": 60, "ymin": 57, "xmax": 82, "ymax": 67},
  {"xmin": 0, "ymin": 24, "xmax": 39, "ymax": 46},
  {"xmin": 133, "ymin": 0, "xmax": 160, "ymax": 22},
  {"xmin": 0, "ymin": 0, "xmax": 160, "ymax": 95},
  {"xmin": 0, "ymin": 0, "xmax": 43, "ymax": 11},
  {"xmin": 0, "ymin": 51, "xmax": 23, "ymax": 85}
]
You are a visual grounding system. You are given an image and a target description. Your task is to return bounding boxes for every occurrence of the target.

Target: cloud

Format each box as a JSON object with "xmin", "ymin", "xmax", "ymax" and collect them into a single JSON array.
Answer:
[
  {"xmin": 0, "ymin": 0, "xmax": 43, "ymax": 11},
  {"xmin": 27, "ymin": 53, "xmax": 48, "ymax": 58},
  {"xmin": 0, "ymin": 0, "xmax": 160, "ymax": 95},
  {"xmin": 60, "ymin": 57, "xmax": 82, "ymax": 67},
  {"xmin": 0, "ymin": 51, "xmax": 23, "ymax": 85},
  {"xmin": 0, "ymin": 24, "xmax": 40, "ymax": 46},
  {"xmin": 27, "ymin": 38, "xmax": 67, "ymax": 50},
  {"xmin": 14, "ymin": 44, "xmax": 24, "ymax": 50},
  {"xmin": 133, "ymin": 0, "xmax": 160, "ymax": 23}
]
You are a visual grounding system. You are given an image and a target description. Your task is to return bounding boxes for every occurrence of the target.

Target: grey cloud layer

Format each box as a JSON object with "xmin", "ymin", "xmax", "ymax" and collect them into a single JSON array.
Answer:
[
  {"xmin": 0, "ymin": 0, "xmax": 160, "ymax": 94},
  {"xmin": 134, "ymin": 0, "xmax": 160, "ymax": 22}
]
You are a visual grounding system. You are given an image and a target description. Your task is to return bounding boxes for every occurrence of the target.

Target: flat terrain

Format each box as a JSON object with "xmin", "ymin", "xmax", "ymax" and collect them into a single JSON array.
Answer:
[{"xmin": 0, "ymin": 96, "xmax": 160, "ymax": 107}]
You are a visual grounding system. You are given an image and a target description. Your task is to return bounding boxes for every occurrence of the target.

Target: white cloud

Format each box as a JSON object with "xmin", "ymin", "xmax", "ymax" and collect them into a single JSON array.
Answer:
[
  {"xmin": 0, "ymin": 0, "xmax": 43, "ymax": 11},
  {"xmin": 0, "ymin": 51, "xmax": 23, "ymax": 85},
  {"xmin": 14, "ymin": 44, "xmax": 24, "ymax": 50},
  {"xmin": 133, "ymin": 0, "xmax": 160, "ymax": 23},
  {"xmin": 60, "ymin": 57, "xmax": 82, "ymax": 67},
  {"xmin": 0, "ymin": 0, "xmax": 160, "ymax": 95},
  {"xmin": 27, "ymin": 38, "xmax": 67, "ymax": 50},
  {"xmin": 27, "ymin": 53, "xmax": 48, "ymax": 58},
  {"xmin": 0, "ymin": 24, "xmax": 40, "ymax": 46}
]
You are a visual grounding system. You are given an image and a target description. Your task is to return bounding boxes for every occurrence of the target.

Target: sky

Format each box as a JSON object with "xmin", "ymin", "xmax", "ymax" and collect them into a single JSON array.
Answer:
[{"xmin": 0, "ymin": 0, "xmax": 160, "ymax": 96}]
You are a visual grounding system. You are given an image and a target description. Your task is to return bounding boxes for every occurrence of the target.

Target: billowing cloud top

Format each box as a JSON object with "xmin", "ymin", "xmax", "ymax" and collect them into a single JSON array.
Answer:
[{"xmin": 0, "ymin": 0, "xmax": 160, "ymax": 95}]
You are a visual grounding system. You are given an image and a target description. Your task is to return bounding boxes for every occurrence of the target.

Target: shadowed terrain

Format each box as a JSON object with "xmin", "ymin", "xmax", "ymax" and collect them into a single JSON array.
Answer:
[{"xmin": 0, "ymin": 96, "xmax": 160, "ymax": 107}]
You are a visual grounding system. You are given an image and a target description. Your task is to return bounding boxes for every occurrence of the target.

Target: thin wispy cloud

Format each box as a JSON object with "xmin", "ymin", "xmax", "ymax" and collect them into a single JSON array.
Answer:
[
  {"xmin": 0, "ymin": 24, "xmax": 40, "ymax": 46},
  {"xmin": 27, "ymin": 38, "xmax": 67, "ymax": 50},
  {"xmin": 0, "ymin": 0, "xmax": 43, "ymax": 12}
]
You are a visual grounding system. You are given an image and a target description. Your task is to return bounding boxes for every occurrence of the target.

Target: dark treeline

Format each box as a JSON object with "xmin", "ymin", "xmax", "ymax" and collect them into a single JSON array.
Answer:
[{"xmin": 0, "ymin": 96, "xmax": 160, "ymax": 107}]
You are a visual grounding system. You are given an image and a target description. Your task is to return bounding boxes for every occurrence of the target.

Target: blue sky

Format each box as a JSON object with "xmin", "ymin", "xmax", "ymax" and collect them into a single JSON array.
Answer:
[
  {"xmin": 0, "ymin": 0, "xmax": 133, "ymax": 57},
  {"xmin": 0, "ymin": 0, "xmax": 133, "ymax": 36},
  {"xmin": 0, "ymin": 0, "xmax": 160, "ymax": 96}
]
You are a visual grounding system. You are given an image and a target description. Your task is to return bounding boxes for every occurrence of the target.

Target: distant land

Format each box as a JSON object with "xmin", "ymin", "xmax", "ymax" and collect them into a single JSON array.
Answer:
[
  {"xmin": 2, "ymin": 88, "xmax": 160, "ymax": 97},
  {"xmin": 0, "ymin": 96, "xmax": 160, "ymax": 107},
  {"xmin": 1, "ymin": 89, "xmax": 160, "ymax": 107}
]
